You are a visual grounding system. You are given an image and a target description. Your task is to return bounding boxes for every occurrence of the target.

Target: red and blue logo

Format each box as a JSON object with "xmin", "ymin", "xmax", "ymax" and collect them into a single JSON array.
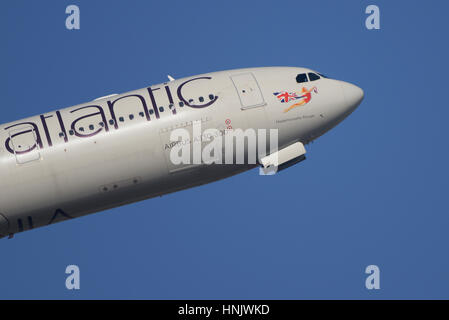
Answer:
[{"xmin": 274, "ymin": 87, "xmax": 318, "ymax": 113}]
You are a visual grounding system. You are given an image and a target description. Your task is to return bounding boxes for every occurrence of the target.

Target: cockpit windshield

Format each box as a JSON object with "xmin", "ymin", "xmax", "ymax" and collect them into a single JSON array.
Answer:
[
  {"xmin": 296, "ymin": 72, "xmax": 323, "ymax": 83},
  {"xmin": 296, "ymin": 73, "xmax": 308, "ymax": 83},
  {"xmin": 308, "ymin": 73, "xmax": 320, "ymax": 81}
]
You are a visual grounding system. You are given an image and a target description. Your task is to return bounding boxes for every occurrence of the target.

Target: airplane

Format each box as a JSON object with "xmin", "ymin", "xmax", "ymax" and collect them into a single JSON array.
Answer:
[{"xmin": 0, "ymin": 67, "xmax": 364, "ymax": 239}]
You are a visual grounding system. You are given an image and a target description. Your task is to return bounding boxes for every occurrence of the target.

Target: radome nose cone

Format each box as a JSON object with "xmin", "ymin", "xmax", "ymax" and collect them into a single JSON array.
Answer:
[{"xmin": 342, "ymin": 82, "xmax": 364, "ymax": 110}]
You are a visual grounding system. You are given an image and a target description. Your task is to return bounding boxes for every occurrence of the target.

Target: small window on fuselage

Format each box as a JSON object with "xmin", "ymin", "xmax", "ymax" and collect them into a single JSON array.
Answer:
[
  {"xmin": 296, "ymin": 73, "xmax": 308, "ymax": 83},
  {"xmin": 308, "ymin": 73, "xmax": 320, "ymax": 81}
]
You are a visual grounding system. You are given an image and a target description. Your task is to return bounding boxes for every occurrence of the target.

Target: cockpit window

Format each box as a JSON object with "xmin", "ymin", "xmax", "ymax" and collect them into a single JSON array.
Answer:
[
  {"xmin": 296, "ymin": 73, "xmax": 308, "ymax": 83},
  {"xmin": 318, "ymin": 73, "xmax": 327, "ymax": 78},
  {"xmin": 308, "ymin": 73, "xmax": 321, "ymax": 81}
]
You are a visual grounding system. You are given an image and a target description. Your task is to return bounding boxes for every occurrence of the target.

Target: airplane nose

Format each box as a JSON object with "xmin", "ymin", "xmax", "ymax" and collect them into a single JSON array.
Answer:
[{"xmin": 341, "ymin": 82, "xmax": 364, "ymax": 111}]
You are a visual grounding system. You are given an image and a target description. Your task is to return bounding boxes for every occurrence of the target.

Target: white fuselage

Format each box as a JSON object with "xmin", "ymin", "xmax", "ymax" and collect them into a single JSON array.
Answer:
[{"xmin": 0, "ymin": 67, "xmax": 363, "ymax": 238}]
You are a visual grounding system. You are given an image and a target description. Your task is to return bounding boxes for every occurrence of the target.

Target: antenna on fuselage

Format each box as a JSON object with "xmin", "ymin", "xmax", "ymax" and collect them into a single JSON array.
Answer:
[{"xmin": 167, "ymin": 75, "xmax": 175, "ymax": 82}]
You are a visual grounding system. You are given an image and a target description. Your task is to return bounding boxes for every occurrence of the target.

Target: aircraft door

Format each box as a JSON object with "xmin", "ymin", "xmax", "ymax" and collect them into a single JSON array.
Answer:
[
  {"xmin": 230, "ymin": 73, "xmax": 266, "ymax": 109},
  {"xmin": 9, "ymin": 125, "xmax": 41, "ymax": 164}
]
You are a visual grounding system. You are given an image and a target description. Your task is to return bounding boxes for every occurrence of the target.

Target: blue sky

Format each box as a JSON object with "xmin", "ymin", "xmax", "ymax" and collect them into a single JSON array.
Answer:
[{"xmin": 0, "ymin": 0, "xmax": 448, "ymax": 299}]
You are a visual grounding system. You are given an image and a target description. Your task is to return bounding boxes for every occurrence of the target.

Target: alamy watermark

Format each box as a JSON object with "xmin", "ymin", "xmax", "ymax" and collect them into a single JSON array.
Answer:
[
  {"xmin": 167, "ymin": 121, "xmax": 279, "ymax": 174},
  {"xmin": 65, "ymin": 265, "xmax": 80, "ymax": 290},
  {"xmin": 65, "ymin": 5, "xmax": 80, "ymax": 30},
  {"xmin": 365, "ymin": 265, "xmax": 380, "ymax": 290},
  {"xmin": 365, "ymin": 5, "xmax": 380, "ymax": 30}
]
